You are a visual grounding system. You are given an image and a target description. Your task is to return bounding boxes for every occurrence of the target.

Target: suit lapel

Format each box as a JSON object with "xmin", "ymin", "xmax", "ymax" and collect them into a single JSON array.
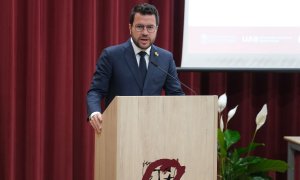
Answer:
[{"xmin": 124, "ymin": 41, "xmax": 144, "ymax": 90}]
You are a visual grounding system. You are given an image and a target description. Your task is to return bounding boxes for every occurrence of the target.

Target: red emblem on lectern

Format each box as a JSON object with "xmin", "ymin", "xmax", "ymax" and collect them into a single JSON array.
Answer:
[{"xmin": 142, "ymin": 159, "xmax": 185, "ymax": 180}]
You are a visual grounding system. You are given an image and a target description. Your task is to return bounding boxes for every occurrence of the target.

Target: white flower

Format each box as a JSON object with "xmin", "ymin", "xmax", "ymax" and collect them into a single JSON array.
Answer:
[
  {"xmin": 227, "ymin": 105, "xmax": 238, "ymax": 123},
  {"xmin": 255, "ymin": 104, "xmax": 268, "ymax": 131},
  {"xmin": 218, "ymin": 93, "xmax": 227, "ymax": 113},
  {"xmin": 220, "ymin": 115, "xmax": 224, "ymax": 132}
]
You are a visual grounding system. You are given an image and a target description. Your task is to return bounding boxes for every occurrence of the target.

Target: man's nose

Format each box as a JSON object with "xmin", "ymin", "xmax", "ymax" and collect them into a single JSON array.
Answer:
[{"xmin": 141, "ymin": 27, "xmax": 149, "ymax": 34}]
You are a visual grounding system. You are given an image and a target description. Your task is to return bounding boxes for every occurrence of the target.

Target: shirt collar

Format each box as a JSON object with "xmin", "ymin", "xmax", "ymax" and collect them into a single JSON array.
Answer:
[{"xmin": 130, "ymin": 38, "xmax": 151, "ymax": 56}]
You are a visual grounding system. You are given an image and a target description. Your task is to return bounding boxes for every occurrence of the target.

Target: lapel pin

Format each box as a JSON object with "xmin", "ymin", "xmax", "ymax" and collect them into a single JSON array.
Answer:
[{"xmin": 154, "ymin": 52, "xmax": 159, "ymax": 57}]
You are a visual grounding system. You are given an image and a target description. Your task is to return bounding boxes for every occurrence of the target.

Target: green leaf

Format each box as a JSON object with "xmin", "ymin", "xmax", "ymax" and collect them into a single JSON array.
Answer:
[
  {"xmin": 224, "ymin": 129, "xmax": 240, "ymax": 150},
  {"xmin": 228, "ymin": 156, "xmax": 263, "ymax": 178},
  {"xmin": 247, "ymin": 159, "xmax": 288, "ymax": 173},
  {"xmin": 230, "ymin": 149, "xmax": 240, "ymax": 163},
  {"xmin": 236, "ymin": 143, "xmax": 265, "ymax": 156},
  {"xmin": 228, "ymin": 163, "xmax": 248, "ymax": 179}
]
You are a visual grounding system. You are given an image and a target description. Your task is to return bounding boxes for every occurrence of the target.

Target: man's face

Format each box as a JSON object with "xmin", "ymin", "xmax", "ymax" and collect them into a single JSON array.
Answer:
[{"xmin": 129, "ymin": 13, "xmax": 157, "ymax": 50}]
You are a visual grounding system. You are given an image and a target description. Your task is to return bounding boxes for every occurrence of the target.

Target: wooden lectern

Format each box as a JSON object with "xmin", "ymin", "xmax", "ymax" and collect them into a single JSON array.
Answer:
[{"xmin": 94, "ymin": 96, "xmax": 217, "ymax": 180}]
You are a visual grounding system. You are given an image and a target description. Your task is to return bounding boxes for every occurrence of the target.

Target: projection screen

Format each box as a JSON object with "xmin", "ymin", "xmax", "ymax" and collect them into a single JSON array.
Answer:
[{"xmin": 181, "ymin": 0, "xmax": 300, "ymax": 70}]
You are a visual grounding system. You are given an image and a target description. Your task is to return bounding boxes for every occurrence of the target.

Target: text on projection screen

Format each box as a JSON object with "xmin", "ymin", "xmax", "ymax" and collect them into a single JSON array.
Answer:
[{"xmin": 181, "ymin": 0, "xmax": 300, "ymax": 69}]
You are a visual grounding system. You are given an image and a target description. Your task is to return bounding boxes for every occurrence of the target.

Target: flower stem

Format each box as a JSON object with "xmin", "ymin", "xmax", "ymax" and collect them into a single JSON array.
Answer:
[{"xmin": 247, "ymin": 130, "xmax": 257, "ymax": 157}]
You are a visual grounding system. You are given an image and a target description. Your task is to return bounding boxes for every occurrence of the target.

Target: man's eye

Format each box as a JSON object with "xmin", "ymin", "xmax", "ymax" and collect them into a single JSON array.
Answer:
[{"xmin": 147, "ymin": 26, "xmax": 154, "ymax": 29}]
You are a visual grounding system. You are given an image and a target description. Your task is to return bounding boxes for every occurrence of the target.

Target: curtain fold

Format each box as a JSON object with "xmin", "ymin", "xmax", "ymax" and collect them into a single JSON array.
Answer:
[{"xmin": 0, "ymin": 0, "xmax": 299, "ymax": 179}]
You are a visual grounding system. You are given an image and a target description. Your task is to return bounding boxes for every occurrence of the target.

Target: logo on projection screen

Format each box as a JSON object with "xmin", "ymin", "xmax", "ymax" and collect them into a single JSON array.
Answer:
[{"xmin": 142, "ymin": 159, "xmax": 186, "ymax": 180}]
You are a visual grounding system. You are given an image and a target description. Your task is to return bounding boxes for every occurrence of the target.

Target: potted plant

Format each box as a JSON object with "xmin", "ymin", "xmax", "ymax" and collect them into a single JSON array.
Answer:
[{"xmin": 217, "ymin": 93, "xmax": 288, "ymax": 180}]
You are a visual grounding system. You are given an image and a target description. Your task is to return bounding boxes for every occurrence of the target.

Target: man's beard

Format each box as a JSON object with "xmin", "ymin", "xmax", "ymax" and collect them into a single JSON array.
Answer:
[{"xmin": 132, "ymin": 36, "xmax": 156, "ymax": 50}]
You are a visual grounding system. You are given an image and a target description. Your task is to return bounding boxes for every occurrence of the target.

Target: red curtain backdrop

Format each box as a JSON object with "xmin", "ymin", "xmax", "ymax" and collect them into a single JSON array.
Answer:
[{"xmin": 0, "ymin": 0, "xmax": 299, "ymax": 179}]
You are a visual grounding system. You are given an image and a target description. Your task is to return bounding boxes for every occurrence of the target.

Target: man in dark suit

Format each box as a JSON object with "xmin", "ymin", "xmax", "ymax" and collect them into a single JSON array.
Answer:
[{"xmin": 87, "ymin": 3, "xmax": 184, "ymax": 133}]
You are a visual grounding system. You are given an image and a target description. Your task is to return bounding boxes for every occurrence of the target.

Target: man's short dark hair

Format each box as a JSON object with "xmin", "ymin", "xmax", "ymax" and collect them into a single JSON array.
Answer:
[{"xmin": 129, "ymin": 3, "xmax": 159, "ymax": 26}]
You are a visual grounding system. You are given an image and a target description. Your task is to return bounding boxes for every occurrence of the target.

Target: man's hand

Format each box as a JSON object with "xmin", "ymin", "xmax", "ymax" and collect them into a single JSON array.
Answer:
[{"xmin": 89, "ymin": 112, "xmax": 103, "ymax": 134}]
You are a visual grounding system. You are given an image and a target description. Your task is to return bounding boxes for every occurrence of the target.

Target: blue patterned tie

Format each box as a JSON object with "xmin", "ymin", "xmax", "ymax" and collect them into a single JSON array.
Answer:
[{"xmin": 138, "ymin": 51, "xmax": 147, "ymax": 85}]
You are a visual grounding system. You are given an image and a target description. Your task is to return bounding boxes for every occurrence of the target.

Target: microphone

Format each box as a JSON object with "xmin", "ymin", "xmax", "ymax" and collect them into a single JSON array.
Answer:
[{"xmin": 150, "ymin": 60, "xmax": 198, "ymax": 95}]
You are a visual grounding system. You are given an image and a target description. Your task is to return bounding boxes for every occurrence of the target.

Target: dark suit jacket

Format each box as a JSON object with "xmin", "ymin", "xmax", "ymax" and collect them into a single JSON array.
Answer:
[{"xmin": 86, "ymin": 39, "xmax": 184, "ymax": 116}]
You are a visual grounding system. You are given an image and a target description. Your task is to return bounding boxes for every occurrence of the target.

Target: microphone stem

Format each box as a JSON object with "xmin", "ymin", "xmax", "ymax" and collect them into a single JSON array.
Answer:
[{"xmin": 150, "ymin": 61, "xmax": 197, "ymax": 95}]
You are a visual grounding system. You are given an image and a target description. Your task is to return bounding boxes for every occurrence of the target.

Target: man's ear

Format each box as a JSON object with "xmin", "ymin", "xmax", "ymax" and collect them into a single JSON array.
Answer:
[{"xmin": 129, "ymin": 24, "xmax": 132, "ymax": 34}]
